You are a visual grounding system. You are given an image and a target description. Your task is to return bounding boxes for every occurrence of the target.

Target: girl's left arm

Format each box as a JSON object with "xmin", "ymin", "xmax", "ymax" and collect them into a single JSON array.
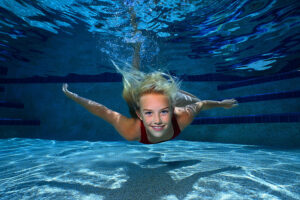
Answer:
[
  {"xmin": 175, "ymin": 99, "xmax": 238, "ymax": 130},
  {"xmin": 201, "ymin": 99, "xmax": 238, "ymax": 110}
]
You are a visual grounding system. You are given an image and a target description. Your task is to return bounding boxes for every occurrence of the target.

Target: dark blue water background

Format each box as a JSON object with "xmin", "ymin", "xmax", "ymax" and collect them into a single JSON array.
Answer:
[{"xmin": 0, "ymin": 0, "xmax": 299, "ymax": 146}]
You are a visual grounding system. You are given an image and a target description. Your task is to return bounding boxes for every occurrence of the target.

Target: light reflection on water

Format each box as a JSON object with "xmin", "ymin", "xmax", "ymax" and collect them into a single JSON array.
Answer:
[
  {"xmin": 0, "ymin": 0, "xmax": 299, "ymax": 75},
  {"xmin": 0, "ymin": 138, "xmax": 299, "ymax": 200}
]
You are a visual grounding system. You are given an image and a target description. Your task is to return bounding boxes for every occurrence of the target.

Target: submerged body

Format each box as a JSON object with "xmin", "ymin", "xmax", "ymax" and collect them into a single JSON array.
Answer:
[
  {"xmin": 62, "ymin": 84, "xmax": 237, "ymax": 144},
  {"xmin": 62, "ymin": 6, "xmax": 237, "ymax": 144}
]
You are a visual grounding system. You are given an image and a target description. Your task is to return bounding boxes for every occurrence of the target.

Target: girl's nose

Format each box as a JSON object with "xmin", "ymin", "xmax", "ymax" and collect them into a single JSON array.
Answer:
[{"xmin": 153, "ymin": 113, "xmax": 162, "ymax": 124}]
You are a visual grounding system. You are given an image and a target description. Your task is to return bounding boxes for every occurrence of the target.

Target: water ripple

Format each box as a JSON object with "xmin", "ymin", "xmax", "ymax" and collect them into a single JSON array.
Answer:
[{"xmin": 0, "ymin": 139, "xmax": 299, "ymax": 199}]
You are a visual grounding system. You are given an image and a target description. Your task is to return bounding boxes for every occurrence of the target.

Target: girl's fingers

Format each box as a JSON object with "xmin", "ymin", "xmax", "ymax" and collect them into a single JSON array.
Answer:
[{"xmin": 62, "ymin": 83, "xmax": 69, "ymax": 92}]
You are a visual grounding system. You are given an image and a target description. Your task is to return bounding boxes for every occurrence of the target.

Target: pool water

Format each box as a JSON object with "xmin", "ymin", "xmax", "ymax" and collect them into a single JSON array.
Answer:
[
  {"xmin": 0, "ymin": 0, "xmax": 300, "ymax": 199},
  {"xmin": 1, "ymin": 138, "xmax": 299, "ymax": 200}
]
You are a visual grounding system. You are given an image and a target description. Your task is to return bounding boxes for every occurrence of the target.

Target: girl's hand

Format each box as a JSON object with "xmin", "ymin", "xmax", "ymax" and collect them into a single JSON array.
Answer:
[
  {"xmin": 62, "ymin": 83, "xmax": 69, "ymax": 94},
  {"xmin": 62, "ymin": 83, "xmax": 78, "ymax": 98},
  {"xmin": 220, "ymin": 99, "xmax": 238, "ymax": 109}
]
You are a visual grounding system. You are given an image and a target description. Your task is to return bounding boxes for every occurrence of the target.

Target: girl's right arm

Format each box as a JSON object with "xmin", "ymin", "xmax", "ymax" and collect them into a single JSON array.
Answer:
[{"xmin": 62, "ymin": 84, "xmax": 140, "ymax": 141}]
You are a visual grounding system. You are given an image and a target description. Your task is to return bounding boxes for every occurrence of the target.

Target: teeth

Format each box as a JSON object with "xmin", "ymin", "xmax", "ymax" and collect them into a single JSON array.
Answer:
[{"xmin": 152, "ymin": 126, "xmax": 163, "ymax": 130}]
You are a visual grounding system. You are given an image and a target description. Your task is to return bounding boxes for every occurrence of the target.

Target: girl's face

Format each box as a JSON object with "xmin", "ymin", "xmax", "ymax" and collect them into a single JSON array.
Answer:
[{"xmin": 137, "ymin": 93, "xmax": 173, "ymax": 138}]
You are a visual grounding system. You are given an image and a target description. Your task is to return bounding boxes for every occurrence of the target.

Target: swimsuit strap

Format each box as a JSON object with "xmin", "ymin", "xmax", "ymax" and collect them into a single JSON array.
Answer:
[
  {"xmin": 171, "ymin": 115, "xmax": 181, "ymax": 139},
  {"xmin": 140, "ymin": 115, "xmax": 181, "ymax": 144},
  {"xmin": 140, "ymin": 120, "xmax": 151, "ymax": 144}
]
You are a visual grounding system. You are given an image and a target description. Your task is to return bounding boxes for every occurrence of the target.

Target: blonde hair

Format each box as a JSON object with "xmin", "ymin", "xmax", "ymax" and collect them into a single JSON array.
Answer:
[{"xmin": 112, "ymin": 61, "xmax": 180, "ymax": 118}]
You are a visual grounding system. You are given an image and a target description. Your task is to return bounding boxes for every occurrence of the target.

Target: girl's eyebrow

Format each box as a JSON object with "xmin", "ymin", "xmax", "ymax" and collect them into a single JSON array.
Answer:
[{"xmin": 143, "ymin": 107, "xmax": 169, "ymax": 111}]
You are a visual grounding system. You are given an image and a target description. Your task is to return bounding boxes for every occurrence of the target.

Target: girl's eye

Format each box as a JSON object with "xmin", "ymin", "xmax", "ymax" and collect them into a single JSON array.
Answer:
[
  {"xmin": 145, "ymin": 112, "xmax": 152, "ymax": 115},
  {"xmin": 161, "ymin": 110, "xmax": 169, "ymax": 114}
]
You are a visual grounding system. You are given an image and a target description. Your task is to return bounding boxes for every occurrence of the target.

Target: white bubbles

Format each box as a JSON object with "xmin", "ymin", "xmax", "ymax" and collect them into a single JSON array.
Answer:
[{"xmin": 124, "ymin": 31, "xmax": 145, "ymax": 44}]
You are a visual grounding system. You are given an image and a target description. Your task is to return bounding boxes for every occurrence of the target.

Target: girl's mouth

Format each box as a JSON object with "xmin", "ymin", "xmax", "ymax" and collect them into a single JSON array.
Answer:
[{"xmin": 151, "ymin": 125, "xmax": 164, "ymax": 131}]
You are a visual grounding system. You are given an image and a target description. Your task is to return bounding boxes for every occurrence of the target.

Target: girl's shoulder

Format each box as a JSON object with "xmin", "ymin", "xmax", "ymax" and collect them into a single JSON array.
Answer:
[
  {"xmin": 125, "ymin": 118, "xmax": 142, "ymax": 141},
  {"xmin": 113, "ymin": 116, "xmax": 141, "ymax": 141},
  {"xmin": 173, "ymin": 106, "xmax": 195, "ymax": 131}
]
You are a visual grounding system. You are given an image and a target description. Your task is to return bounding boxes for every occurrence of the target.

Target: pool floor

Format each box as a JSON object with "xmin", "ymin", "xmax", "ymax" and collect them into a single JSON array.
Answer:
[{"xmin": 0, "ymin": 138, "xmax": 299, "ymax": 200}]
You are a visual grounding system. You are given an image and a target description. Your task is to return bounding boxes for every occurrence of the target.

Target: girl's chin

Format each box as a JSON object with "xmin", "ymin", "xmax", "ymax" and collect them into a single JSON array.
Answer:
[
  {"xmin": 148, "ymin": 130, "xmax": 165, "ymax": 137},
  {"xmin": 150, "ymin": 134, "xmax": 164, "ymax": 138}
]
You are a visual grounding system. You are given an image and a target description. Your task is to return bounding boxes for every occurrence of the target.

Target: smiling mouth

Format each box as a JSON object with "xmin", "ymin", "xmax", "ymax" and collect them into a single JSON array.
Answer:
[{"xmin": 151, "ymin": 125, "xmax": 164, "ymax": 131}]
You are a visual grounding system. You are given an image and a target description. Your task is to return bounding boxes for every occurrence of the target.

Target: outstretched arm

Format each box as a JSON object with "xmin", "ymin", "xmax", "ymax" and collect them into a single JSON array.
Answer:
[
  {"xmin": 201, "ymin": 99, "xmax": 238, "ymax": 110},
  {"xmin": 175, "ymin": 99, "xmax": 238, "ymax": 130},
  {"xmin": 62, "ymin": 83, "xmax": 117, "ymax": 124},
  {"xmin": 62, "ymin": 84, "xmax": 139, "ymax": 141},
  {"xmin": 174, "ymin": 90, "xmax": 238, "ymax": 110}
]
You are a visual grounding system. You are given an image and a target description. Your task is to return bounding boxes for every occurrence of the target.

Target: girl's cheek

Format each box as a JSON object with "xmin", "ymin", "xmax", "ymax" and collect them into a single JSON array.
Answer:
[
  {"xmin": 162, "ymin": 116, "xmax": 170, "ymax": 122},
  {"xmin": 144, "ymin": 116, "xmax": 152, "ymax": 122}
]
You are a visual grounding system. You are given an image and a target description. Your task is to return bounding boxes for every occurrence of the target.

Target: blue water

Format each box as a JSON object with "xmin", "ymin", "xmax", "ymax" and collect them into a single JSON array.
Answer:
[
  {"xmin": 0, "ymin": 0, "xmax": 299, "ymax": 145},
  {"xmin": 1, "ymin": 138, "xmax": 300, "ymax": 200},
  {"xmin": 0, "ymin": 0, "xmax": 300, "ymax": 199},
  {"xmin": 1, "ymin": 0, "xmax": 299, "ymax": 76}
]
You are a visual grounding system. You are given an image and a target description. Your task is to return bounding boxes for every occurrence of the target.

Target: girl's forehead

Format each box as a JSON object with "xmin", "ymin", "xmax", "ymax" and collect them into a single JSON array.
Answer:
[
  {"xmin": 139, "ymin": 93, "xmax": 170, "ymax": 106},
  {"xmin": 140, "ymin": 92, "xmax": 169, "ymax": 100}
]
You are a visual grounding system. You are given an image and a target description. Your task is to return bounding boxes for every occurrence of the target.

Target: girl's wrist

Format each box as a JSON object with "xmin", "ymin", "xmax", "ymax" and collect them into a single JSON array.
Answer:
[{"xmin": 66, "ymin": 91, "xmax": 78, "ymax": 99}]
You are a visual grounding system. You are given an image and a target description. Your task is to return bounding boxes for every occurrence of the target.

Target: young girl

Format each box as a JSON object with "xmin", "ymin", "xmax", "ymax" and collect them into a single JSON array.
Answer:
[
  {"xmin": 62, "ymin": 7, "xmax": 237, "ymax": 144},
  {"xmin": 62, "ymin": 65, "xmax": 237, "ymax": 144}
]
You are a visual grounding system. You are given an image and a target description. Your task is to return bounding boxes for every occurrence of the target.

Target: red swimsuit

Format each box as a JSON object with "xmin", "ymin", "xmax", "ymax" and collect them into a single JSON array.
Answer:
[{"xmin": 139, "ymin": 115, "xmax": 181, "ymax": 144}]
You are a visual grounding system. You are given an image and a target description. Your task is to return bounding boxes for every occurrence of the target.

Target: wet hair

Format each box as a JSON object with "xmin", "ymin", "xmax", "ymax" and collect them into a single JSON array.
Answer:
[{"xmin": 112, "ymin": 61, "xmax": 180, "ymax": 118}]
